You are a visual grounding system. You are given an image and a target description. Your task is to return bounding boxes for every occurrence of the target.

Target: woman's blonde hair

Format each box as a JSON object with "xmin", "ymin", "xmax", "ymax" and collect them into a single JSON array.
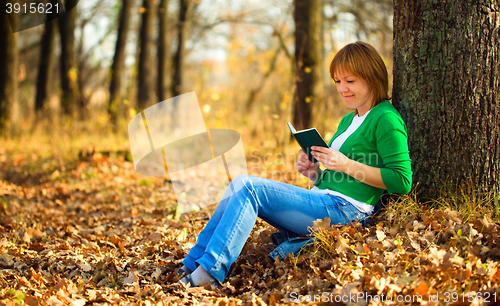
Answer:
[{"xmin": 330, "ymin": 41, "xmax": 389, "ymax": 108}]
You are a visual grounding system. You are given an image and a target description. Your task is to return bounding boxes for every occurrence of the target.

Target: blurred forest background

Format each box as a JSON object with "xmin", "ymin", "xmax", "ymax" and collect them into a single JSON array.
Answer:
[{"xmin": 0, "ymin": 0, "xmax": 393, "ymax": 156}]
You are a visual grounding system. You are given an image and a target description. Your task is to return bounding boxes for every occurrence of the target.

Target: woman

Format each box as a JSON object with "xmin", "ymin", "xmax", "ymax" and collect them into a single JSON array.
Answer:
[{"xmin": 179, "ymin": 41, "xmax": 412, "ymax": 287}]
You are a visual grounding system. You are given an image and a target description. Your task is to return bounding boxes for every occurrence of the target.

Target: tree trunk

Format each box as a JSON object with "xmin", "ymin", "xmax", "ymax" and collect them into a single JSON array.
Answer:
[
  {"xmin": 171, "ymin": 0, "xmax": 193, "ymax": 98},
  {"xmin": 58, "ymin": 0, "xmax": 78, "ymax": 117},
  {"xmin": 393, "ymin": 0, "xmax": 500, "ymax": 198},
  {"xmin": 293, "ymin": 0, "xmax": 323, "ymax": 130},
  {"xmin": 137, "ymin": 0, "xmax": 157, "ymax": 109},
  {"xmin": 109, "ymin": 0, "xmax": 133, "ymax": 126},
  {"xmin": 157, "ymin": 0, "xmax": 171, "ymax": 102},
  {"xmin": 0, "ymin": 7, "xmax": 18, "ymax": 135},
  {"xmin": 35, "ymin": 16, "xmax": 57, "ymax": 114}
]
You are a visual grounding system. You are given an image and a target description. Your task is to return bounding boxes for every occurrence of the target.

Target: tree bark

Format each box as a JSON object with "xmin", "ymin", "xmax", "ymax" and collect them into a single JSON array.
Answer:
[
  {"xmin": 137, "ymin": 0, "xmax": 157, "ymax": 109},
  {"xmin": 157, "ymin": 0, "xmax": 171, "ymax": 102},
  {"xmin": 58, "ymin": 0, "xmax": 78, "ymax": 117},
  {"xmin": 0, "ymin": 6, "xmax": 18, "ymax": 135},
  {"xmin": 293, "ymin": 0, "xmax": 323, "ymax": 131},
  {"xmin": 35, "ymin": 15, "xmax": 57, "ymax": 114},
  {"xmin": 171, "ymin": 0, "xmax": 193, "ymax": 98},
  {"xmin": 393, "ymin": 0, "xmax": 500, "ymax": 198},
  {"xmin": 109, "ymin": 0, "xmax": 133, "ymax": 126}
]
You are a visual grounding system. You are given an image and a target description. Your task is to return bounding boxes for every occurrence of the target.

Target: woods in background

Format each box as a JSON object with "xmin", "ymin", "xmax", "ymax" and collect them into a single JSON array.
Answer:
[{"xmin": 0, "ymin": 0, "xmax": 394, "ymax": 132}]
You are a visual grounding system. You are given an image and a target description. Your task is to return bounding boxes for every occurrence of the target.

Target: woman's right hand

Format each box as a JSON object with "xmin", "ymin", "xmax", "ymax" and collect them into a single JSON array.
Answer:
[{"xmin": 297, "ymin": 149, "xmax": 321, "ymax": 183}]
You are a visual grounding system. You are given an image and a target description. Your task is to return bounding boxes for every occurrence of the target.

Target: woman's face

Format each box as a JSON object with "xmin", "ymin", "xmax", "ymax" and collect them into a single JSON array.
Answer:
[{"xmin": 333, "ymin": 69, "xmax": 373, "ymax": 116}]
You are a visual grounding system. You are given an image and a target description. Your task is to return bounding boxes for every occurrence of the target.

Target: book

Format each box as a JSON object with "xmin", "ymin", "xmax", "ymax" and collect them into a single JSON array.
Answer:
[{"xmin": 287, "ymin": 122, "xmax": 329, "ymax": 163}]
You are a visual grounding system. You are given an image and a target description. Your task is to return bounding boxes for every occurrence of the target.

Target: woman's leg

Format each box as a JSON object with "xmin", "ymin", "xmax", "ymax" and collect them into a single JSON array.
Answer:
[
  {"xmin": 181, "ymin": 194, "xmax": 232, "ymax": 272},
  {"xmin": 182, "ymin": 176, "xmax": 298, "ymax": 271},
  {"xmin": 190, "ymin": 174, "xmax": 367, "ymax": 283}
]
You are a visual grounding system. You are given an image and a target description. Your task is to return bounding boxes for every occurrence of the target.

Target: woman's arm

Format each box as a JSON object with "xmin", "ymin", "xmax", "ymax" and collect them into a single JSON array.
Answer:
[{"xmin": 311, "ymin": 147, "xmax": 387, "ymax": 189}]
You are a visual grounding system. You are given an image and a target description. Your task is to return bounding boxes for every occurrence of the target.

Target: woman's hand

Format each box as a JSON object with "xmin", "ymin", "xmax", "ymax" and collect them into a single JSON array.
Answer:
[
  {"xmin": 311, "ymin": 146, "xmax": 387, "ymax": 190},
  {"xmin": 310, "ymin": 146, "xmax": 351, "ymax": 173},
  {"xmin": 297, "ymin": 149, "xmax": 321, "ymax": 183}
]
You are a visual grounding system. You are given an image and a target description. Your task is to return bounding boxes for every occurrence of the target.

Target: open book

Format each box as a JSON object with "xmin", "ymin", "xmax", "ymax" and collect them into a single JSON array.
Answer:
[{"xmin": 287, "ymin": 122, "xmax": 329, "ymax": 163}]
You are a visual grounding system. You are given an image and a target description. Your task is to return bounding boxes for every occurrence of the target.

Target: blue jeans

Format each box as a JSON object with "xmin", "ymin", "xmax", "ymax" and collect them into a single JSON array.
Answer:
[{"xmin": 182, "ymin": 174, "xmax": 370, "ymax": 282}]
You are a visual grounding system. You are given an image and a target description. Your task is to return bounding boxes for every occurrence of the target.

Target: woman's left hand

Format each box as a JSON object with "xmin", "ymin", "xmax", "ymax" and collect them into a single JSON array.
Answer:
[{"xmin": 311, "ymin": 146, "xmax": 351, "ymax": 173}]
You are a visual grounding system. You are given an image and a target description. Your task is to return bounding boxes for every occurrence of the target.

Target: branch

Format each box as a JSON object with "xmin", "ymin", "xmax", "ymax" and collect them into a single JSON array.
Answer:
[
  {"xmin": 198, "ymin": 18, "xmax": 293, "ymax": 61},
  {"xmin": 245, "ymin": 44, "xmax": 283, "ymax": 112},
  {"xmin": 79, "ymin": 21, "xmax": 118, "ymax": 65}
]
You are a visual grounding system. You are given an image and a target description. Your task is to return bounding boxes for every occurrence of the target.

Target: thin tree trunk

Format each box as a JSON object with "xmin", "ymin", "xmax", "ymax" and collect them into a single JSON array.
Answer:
[
  {"xmin": 171, "ymin": 0, "xmax": 193, "ymax": 98},
  {"xmin": 393, "ymin": 0, "xmax": 500, "ymax": 198},
  {"xmin": 157, "ymin": 0, "xmax": 171, "ymax": 102},
  {"xmin": 137, "ymin": 0, "xmax": 157, "ymax": 109},
  {"xmin": 36, "ymin": 18, "xmax": 57, "ymax": 114},
  {"xmin": 58, "ymin": 0, "xmax": 78, "ymax": 117},
  {"xmin": 293, "ymin": 0, "xmax": 323, "ymax": 131},
  {"xmin": 109, "ymin": 0, "xmax": 133, "ymax": 126},
  {"xmin": 0, "ymin": 7, "xmax": 18, "ymax": 135}
]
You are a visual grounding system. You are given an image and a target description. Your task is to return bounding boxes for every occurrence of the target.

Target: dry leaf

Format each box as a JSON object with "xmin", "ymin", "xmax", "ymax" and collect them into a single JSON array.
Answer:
[
  {"xmin": 24, "ymin": 296, "xmax": 39, "ymax": 306},
  {"xmin": 70, "ymin": 299, "xmax": 87, "ymax": 306},
  {"xmin": 152, "ymin": 267, "xmax": 162, "ymax": 280},
  {"xmin": 147, "ymin": 232, "xmax": 163, "ymax": 243},
  {"xmin": 22, "ymin": 231, "xmax": 31, "ymax": 243},
  {"xmin": 122, "ymin": 272, "xmax": 139, "ymax": 286},
  {"xmin": 78, "ymin": 262, "xmax": 92, "ymax": 272},
  {"xmin": 412, "ymin": 281, "xmax": 429, "ymax": 296},
  {"xmin": 376, "ymin": 230, "xmax": 386, "ymax": 241},
  {"xmin": 46, "ymin": 296, "xmax": 64, "ymax": 306},
  {"xmin": 312, "ymin": 217, "xmax": 332, "ymax": 231}
]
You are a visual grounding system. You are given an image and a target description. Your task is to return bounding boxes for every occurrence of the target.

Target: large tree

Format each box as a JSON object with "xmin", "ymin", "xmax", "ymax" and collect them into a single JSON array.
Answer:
[
  {"xmin": 58, "ymin": 0, "xmax": 78, "ymax": 117},
  {"xmin": 137, "ymin": 0, "xmax": 157, "ymax": 109},
  {"xmin": 293, "ymin": 0, "xmax": 323, "ymax": 131},
  {"xmin": 393, "ymin": 0, "xmax": 500, "ymax": 198},
  {"xmin": 109, "ymin": 0, "xmax": 133, "ymax": 126},
  {"xmin": 0, "ymin": 7, "xmax": 18, "ymax": 135}
]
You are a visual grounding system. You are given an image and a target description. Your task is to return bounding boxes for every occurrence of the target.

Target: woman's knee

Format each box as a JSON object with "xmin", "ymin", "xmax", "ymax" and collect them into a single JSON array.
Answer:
[
  {"xmin": 228, "ymin": 175, "xmax": 266, "ymax": 198},
  {"xmin": 231, "ymin": 174, "xmax": 256, "ymax": 189}
]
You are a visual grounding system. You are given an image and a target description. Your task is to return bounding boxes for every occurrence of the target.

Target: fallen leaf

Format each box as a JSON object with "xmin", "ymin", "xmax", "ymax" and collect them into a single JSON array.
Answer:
[
  {"xmin": 71, "ymin": 299, "xmax": 87, "ymax": 306},
  {"xmin": 152, "ymin": 267, "xmax": 162, "ymax": 280},
  {"xmin": 147, "ymin": 232, "xmax": 163, "ymax": 243},
  {"xmin": 122, "ymin": 272, "xmax": 139, "ymax": 286},
  {"xmin": 46, "ymin": 296, "xmax": 64, "ymax": 306},
  {"xmin": 376, "ymin": 230, "xmax": 386, "ymax": 241},
  {"xmin": 78, "ymin": 262, "xmax": 92, "ymax": 272}
]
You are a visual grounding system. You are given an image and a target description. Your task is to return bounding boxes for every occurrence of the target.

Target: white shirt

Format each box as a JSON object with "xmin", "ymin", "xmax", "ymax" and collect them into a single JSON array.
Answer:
[{"xmin": 311, "ymin": 110, "xmax": 374, "ymax": 215}]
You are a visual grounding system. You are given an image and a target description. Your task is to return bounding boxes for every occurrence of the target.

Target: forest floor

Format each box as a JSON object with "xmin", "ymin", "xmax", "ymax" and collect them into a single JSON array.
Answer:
[{"xmin": 0, "ymin": 142, "xmax": 499, "ymax": 306}]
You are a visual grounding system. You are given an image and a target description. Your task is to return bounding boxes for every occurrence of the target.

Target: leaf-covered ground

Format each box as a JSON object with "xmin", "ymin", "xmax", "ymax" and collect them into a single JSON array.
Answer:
[{"xmin": 0, "ymin": 145, "xmax": 499, "ymax": 305}]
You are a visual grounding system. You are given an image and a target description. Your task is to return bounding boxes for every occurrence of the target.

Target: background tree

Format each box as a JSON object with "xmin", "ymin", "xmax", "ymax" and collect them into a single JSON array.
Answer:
[
  {"xmin": 293, "ymin": 0, "xmax": 323, "ymax": 131},
  {"xmin": 75, "ymin": 2, "xmax": 112, "ymax": 120},
  {"xmin": 35, "ymin": 1, "xmax": 59, "ymax": 116},
  {"xmin": 137, "ymin": 0, "xmax": 157, "ymax": 109},
  {"xmin": 393, "ymin": 0, "xmax": 500, "ymax": 198},
  {"xmin": 157, "ymin": 0, "xmax": 171, "ymax": 102},
  {"xmin": 171, "ymin": 0, "xmax": 193, "ymax": 98},
  {"xmin": 109, "ymin": 0, "xmax": 133, "ymax": 126},
  {"xmin": 58, "ymin": 0, "xmax": 78, "ymax": 117},
  {"xmin": 0, "ymin": 8, "xmax": 18, "ymax": 135}
]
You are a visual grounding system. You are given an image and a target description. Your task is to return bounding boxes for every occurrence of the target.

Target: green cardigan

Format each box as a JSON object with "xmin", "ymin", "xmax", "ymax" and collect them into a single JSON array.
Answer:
[{"xmin": 313, "ymin": 100, "xmax": 412, "ymax": 206}]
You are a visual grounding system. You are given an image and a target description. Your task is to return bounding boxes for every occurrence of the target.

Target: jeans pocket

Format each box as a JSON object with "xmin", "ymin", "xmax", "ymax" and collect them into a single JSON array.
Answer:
[{"xmin": 328, "ymin": 195, "xmax": 366, "ymax": 225}]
